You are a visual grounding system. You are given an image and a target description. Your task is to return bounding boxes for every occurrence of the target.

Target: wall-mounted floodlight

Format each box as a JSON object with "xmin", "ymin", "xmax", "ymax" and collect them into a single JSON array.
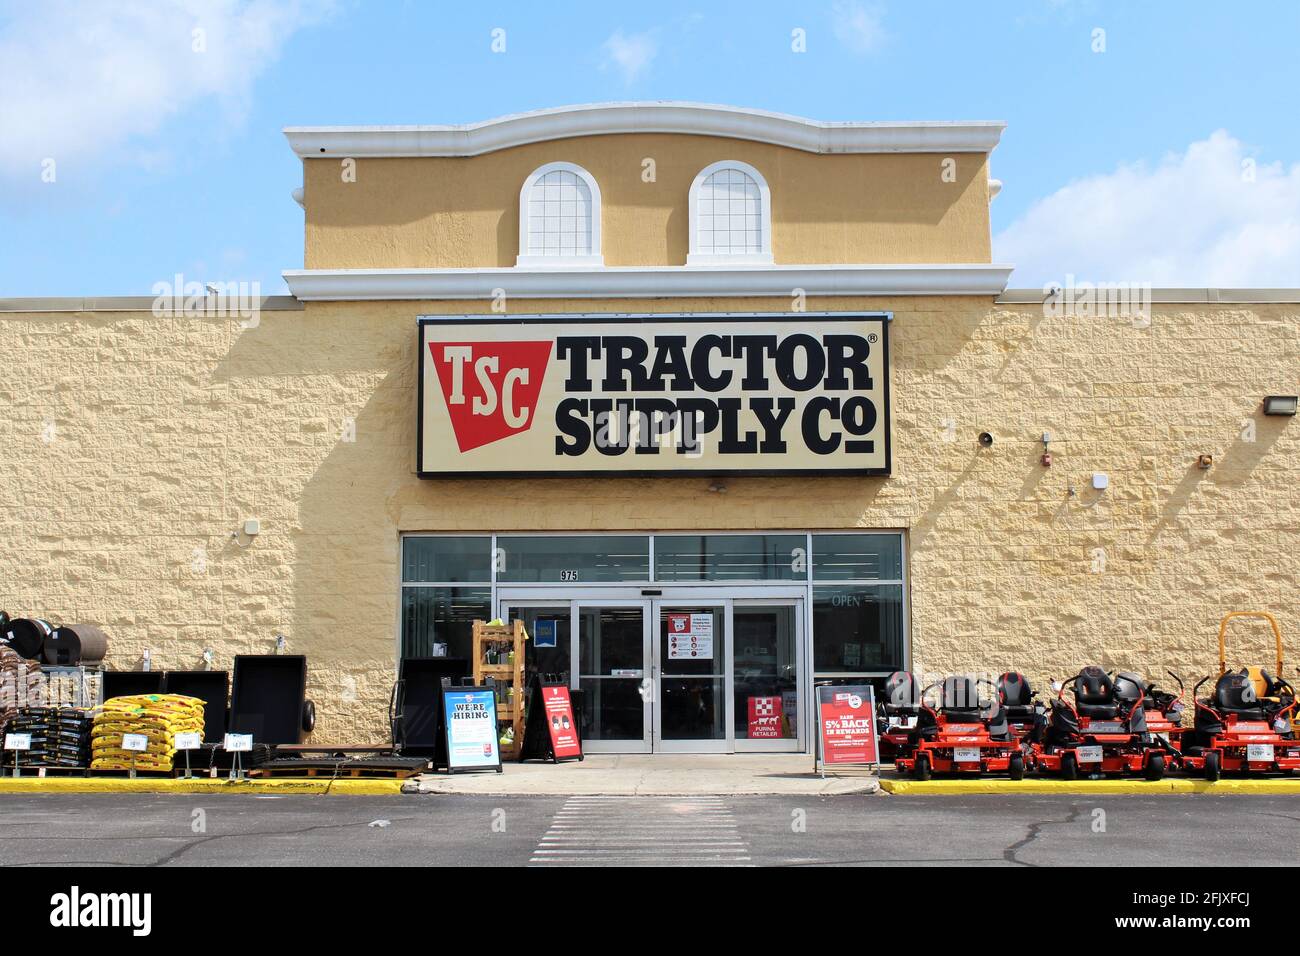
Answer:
[{"xmin": 1263, "ymin": 395, "xmax": 1298, "ymax": 416}]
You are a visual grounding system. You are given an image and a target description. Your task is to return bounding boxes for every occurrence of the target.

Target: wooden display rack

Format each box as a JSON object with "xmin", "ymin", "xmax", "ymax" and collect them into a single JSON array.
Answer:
[{"xmin": 471, "ymin": 619, "xmax": 526, "ymax": 760}]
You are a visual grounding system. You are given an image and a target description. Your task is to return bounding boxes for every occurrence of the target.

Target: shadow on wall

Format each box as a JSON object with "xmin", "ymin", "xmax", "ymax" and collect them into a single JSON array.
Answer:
[
  {"xmin": 1145, "ymin": 412, "xmax": 1291, "ymax": 547},
  {"xmin": 208, "ymin": 307, "xmax": 414, "ymax": 739}
]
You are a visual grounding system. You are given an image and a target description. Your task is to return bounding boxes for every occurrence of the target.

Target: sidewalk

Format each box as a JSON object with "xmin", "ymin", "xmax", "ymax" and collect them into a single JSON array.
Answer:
[{"xmin": 403, "ymin": 754, "xmax": 880, "ymax": 796}]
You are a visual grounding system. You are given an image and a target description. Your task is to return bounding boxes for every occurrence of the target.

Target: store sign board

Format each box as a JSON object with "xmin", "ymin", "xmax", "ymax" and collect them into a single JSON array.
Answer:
[
  {"xmin": 541, "ymin": 685, "xmax": 582, "ymax": 761},
  {"xmin": 815, "ymin": 684, "xmax": 879, "ymax": 766},
  {"xmin": 443, "ymin": 688, "xmax": 502, "ymax": 772},
  {"xmin": 418, "ymin": 315, "xmax": 890, "ymax": 477}
]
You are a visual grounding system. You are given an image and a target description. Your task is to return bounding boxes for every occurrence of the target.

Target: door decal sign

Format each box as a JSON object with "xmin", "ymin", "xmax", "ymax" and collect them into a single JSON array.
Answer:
[
  {"xmin": 418, "ymin": 315, "xmax": 890, "ymax": 477},
  {"xmin": 667, "ymin": 612, "xmax": 714, "ymax": 660}
]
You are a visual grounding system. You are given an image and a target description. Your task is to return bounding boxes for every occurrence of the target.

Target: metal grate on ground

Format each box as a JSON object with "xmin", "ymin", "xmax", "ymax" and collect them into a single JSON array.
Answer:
[{"xmin": 530, "ymin": 795, "xmax": 751, "ymax": 867}]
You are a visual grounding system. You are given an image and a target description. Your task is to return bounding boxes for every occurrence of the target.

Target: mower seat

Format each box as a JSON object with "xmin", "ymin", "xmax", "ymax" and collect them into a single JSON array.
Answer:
[
  {"xmin": 997, "ymin": 672, "xmax": 1036, "ymax": 719},
  {"xmin": 1214, "ymin": 670, "xmax": 1266, "ymax": 720},
  {"xmin": 941, "ymin": 675, "xmax": 983, "ymax": 721},
  {"xmin": 1074, "ymin": 666, "xmax": 1119, "ymax": 718},
  {"xmin": 883, "ymin": 671, "xmax": 921, "ymax": 712}
]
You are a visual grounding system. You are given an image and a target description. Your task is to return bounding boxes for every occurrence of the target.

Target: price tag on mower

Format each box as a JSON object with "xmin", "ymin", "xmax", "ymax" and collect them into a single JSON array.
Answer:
[
  {"xmin": 953, "ymin": 747, "xmax": 981, "ymax": 763},
  {"xmin": 1246, "ymin": 744, "xmax": 1274, "ymax": 762},
  {"xmin": 223, "ymin": 733, "xmax": 253, "ymax": 753},
  {"xmin": 1076, "ymin": 745, "xmax": 1103, "ymax": 763},
  {"xmin": 121, "ymin": 733, "xmax": 149, "ymax": 752},
  {"xmin": 174, "ymin": 732, "xmax": 201, "ymax": 751},
  {"xmin": 4, "ymin": 733, "xmax": 31, "ymax": 751}
]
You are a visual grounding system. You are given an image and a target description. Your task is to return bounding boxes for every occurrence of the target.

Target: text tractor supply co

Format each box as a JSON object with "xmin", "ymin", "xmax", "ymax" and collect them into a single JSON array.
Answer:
[{"xmin": 434, "ymin": 328, "xmax": 884, "ymax": 459}]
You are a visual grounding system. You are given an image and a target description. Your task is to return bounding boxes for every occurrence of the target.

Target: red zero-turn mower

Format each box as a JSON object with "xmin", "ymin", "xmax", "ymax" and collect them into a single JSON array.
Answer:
[
  {"xmin": 895, "ymin": 676, "xmax": 1027, "ymax": 780},
  {"xmin": 1181, "ymin": 670, "xmax": 1299, "ymax": 780},
  {"xmin": 1136, "ymin": 672, "xmax": 1187, "ymax": 754},
  {"xmin": 876, "ymin": 671, "xmax": 923, "ymax": 764},
  {"xmin": 997, "ymin": 672, "xmax": 1046, "ymax": 745},
  {"xmin": 1036, "ymin": 667, "xmax": 1169, "ymax": 780}
]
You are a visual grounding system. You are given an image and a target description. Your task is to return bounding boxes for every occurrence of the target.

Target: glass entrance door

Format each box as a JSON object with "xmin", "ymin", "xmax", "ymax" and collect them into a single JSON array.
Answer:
[
  {"xmin": 577, "ymin": 604, "xmax": 652, "ymax": 753},
  {"xmin": 653, "ymin": 603, "xmax": 728, "ymax": 752},
  {"xmin": 500, "ymin": 591, "xmax": 804, "ymax": 754},
  {"xmin": 733, "ymin": 602, "xmax": 801, "ymax": 751}
]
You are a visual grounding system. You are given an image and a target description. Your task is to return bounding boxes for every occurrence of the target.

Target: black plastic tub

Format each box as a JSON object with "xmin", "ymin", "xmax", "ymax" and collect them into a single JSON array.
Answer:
[
  {"xmin": 102, "ymin": 670, "xmax": 166, "ymax": 700},
  {"xmin": 229, "ymin": 655, "xmax": 312, "ymax": 745},
  {"xmin": 162, "ymin": 670, "xmax": 230, "ymax": 742},
  {"xmin": 393, "ymin": 657, "xmax": 471, "ymax": 763}
]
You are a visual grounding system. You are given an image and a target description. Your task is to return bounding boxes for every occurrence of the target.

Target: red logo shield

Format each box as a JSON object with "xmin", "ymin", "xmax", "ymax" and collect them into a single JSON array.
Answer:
[{"xmin": 429, "ymin": 341, "xmax": 551, "ymax": 452}]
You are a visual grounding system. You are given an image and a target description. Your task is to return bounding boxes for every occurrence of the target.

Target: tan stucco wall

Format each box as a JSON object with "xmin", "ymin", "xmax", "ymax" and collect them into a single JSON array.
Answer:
[
  {"xmin": 301, "ymin": 134, "xmax": 992, "ymax": 269},
  {"xmin": 1, "ymin": 297, "xmax": 1295, "ymax": 741}
]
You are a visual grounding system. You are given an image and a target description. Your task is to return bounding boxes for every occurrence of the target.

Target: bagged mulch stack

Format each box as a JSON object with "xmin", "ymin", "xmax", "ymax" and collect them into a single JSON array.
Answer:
[
  {"xmin": 0, "ymin": 646, "xmax": 46, "ymax": 737},
  {"xmin": 8, "ymin": 707, "xmax": 93, "ymax": 768},
  {"xmin": 90, "ymin": 694, "xmax": 205, "ymax": 772}
]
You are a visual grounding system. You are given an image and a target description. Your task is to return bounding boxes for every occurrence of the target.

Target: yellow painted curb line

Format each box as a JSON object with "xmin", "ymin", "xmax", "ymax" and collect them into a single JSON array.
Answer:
[
  {"xmin": 0, "ymin": 777, "xmax": 404, "ymax": 795},
  {"xmin": 879, "ymin": 777, "xmax": 1300, "ymax": 795}
]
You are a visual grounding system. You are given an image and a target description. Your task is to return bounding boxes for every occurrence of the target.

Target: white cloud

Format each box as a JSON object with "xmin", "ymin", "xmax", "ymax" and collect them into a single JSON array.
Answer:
[
  {"xmin": 831, "ymin": 1, "xmax": 887, "ymax": 55},
  {"xmin": 600, "ymin": 29, "xmax": 658, "ymax": 84},
  {"xmin": 0, "ymin": 0, "xmax": 333, "ymax": 178},
  {"xmin": 995, "ymin": 131, "xmax": 1300, "ymax": 287}
]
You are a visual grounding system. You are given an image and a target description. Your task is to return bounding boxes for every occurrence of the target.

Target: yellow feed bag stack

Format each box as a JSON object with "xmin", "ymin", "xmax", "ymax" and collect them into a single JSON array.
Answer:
[{"xmin": 90, "ymin": 694, "xmax": 206, "ymax": 772}]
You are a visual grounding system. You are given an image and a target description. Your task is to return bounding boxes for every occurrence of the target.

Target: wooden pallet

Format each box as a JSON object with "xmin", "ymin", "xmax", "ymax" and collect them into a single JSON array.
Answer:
[
  {"xmin": 472, "ymin": 619, "xmax": 526, "ymax": 760},
  {"xmin": 250, "ymin": 761, "xmax": 429, "ymax": 779},
  {"xmin": 2, "ymin": 765, "xmax": 89, "ymax": 777}
]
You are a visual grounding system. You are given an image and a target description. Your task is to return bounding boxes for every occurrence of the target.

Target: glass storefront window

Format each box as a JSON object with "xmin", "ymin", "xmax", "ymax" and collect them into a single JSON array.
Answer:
[
  {"xmin": 654, "ymin": 534, "xmax": 806, "ymax": 581},
  {"xmin": 811, "ymin": 533, "xmax": 903, "ymax": 581},
  {"xmin": 402, "ymin": 536, "xmax": 492, "ymax": 583},
  {"xmin": 400, "ymin": 586, "xmax": 491, "ymax": 659},
  {"xmin": 812, "ymin": 584, "xmax": 904, "ymax": 672},
  {"xmin": 498, "ymin": 535, "xmax": 649, "ymax": 583}
]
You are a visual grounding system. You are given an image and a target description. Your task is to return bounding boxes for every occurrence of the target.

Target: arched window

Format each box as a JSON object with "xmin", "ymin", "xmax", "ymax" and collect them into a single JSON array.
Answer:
[
  {"xmin": 687, "ymin": 160, "xmax": 773, "ymax": 265},
  {"xmin": 517, "ymin": 162, "xmax": 603, "ymax": 266}
]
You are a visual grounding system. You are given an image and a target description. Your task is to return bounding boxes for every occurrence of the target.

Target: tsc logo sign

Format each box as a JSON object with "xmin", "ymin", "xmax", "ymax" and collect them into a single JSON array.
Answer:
[{"xmin": 429, "ymin": 341, "xmax": 550, "ymax": 451}]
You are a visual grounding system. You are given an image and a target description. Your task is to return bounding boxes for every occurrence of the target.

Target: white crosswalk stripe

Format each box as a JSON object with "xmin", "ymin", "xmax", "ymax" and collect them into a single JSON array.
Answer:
[{"xmin": 530, "ymin": 796, "xmax": 751, "ymax": 866}]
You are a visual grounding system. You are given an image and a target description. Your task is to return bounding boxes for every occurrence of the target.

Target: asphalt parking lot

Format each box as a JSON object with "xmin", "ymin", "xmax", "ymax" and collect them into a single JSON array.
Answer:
[{"xmin": 0, "ymin": 792, "xmax": 1295, "ymax": 866}]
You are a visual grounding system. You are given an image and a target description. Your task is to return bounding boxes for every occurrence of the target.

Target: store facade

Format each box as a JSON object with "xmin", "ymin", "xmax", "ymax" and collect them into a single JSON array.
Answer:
[
  {"xmin": 400, "ymin": 530, "xmax": 906, "ymax": 752},
  {"xmin": 1, "ymin": 103, "xmax": 1295, "ymax": 749}
]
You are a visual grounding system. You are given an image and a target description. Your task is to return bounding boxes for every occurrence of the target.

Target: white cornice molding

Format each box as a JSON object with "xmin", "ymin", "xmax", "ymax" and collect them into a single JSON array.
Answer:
[
  {"xmin": 284, "ymin": 102, "xmax": 1005, "ymax": 159},
  {"xmin": 282, "ymin": 264, "xmax": 1013, "ymax": 301}
]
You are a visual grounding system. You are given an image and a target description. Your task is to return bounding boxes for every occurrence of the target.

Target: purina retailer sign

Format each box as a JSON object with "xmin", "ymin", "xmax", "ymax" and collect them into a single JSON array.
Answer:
[{"xmin": 417, "ymin": 315, "xmax": 890, "ymax": 477}]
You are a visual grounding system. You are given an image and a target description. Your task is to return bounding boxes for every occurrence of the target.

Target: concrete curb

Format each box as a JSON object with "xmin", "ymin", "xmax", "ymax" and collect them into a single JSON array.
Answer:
[
  {"xmin": 402, "ymin": 775, "xmax": 881, "ymax": 797},
  {"xmin": 0, "ymin": 778, "xmax": 405, "ymax": 795},
  {"xmin": 879, "ymin": 777, "xmax": 1300, "ymax": 795}
]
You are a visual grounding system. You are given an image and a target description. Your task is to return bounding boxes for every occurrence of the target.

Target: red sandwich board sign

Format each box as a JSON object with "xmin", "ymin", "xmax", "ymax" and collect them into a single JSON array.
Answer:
[
  {"xmin": 815, "ymin": 683, "xmax": 879, "ymax": 774},
  {"xmin": 541, "ymin": 684, "xmax": 583, "ymax": 762}
]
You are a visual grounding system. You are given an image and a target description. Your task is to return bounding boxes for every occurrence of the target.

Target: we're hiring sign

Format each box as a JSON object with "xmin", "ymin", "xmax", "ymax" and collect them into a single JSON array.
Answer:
[{"xmin": 417, "ymin": 315, "xmax": 890, "ymax": 477}]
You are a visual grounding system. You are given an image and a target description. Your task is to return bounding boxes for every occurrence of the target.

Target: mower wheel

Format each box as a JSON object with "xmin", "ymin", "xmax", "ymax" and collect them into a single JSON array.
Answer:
[
  {"xmin": 1008, "ymin": 752, "xmax": 1025, "ymax": 781},
  {"xmin": 912, "ymin": 755, "xmax": 932, "ymax": 781},
  {"xmin": 1203, "ymin": 751, "xmax": 1220, "ymax": 782},
  {"xmin": 1059, "ymin": 753, "xmax": 1078, "ymax": 781},
  {"xmin": 1145, "ymin": 753, "xmax": 1165, "ymax": 781}
]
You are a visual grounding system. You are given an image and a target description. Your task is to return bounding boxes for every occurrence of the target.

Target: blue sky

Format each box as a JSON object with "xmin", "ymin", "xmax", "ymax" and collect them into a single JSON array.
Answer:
[{"xmin": 3, "ymin": 0, "xmax": 1299, "ymax": 295}]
